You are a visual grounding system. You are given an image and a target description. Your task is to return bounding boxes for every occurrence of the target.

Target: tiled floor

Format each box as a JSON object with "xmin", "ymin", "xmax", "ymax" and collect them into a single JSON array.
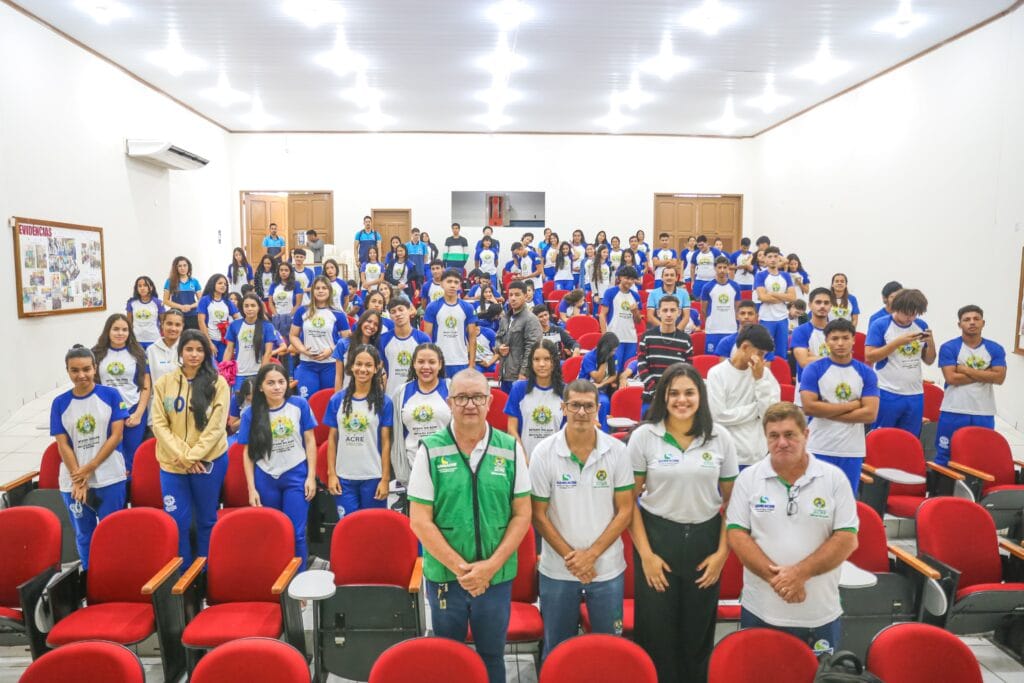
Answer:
[{"xmin": 2, "ymin": 386, "xmax": 1024, "ymax": 681}]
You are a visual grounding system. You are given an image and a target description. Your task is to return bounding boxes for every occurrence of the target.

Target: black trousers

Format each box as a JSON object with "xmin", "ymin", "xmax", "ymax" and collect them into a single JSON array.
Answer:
[{"xmin": 634, "ymin": 508, "xmax": 722, "ymax": 683}]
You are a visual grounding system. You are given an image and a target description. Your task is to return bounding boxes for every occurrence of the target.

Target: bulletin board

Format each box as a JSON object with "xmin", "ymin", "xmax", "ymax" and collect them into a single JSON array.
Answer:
[{"xmin": 11, "ymin": 217, "xmax": 107, "ymax": 318}]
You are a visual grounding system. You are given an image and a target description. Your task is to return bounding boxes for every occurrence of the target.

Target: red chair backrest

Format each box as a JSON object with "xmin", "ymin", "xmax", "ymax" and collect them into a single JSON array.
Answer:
[
  {"xmin": 769, "ymin": 356, "xmax": 792, "ymax": 386},
  {"xmin": 779, "ymin": 383, "xmax": 795, "ymax": 403},
  {"xmin": 207, "ymin": 507, "xmax": 294, "ymax": 604},
  {"xmin": 691, "ymin": 355, "xmax": 721, "ymax": 379},
  {"xmin": 511, "ymin": 526, "xmax": 538, "ymax": 604},
  {"xmin": 540, "ymin": 634, "xmax": 656, "ymax": 683},
  {"xmin": 129, "ymin": 438, "xmax": 163, "ymax": 509},
  {"xmin": 38, "ymin": 442, "xmax": 62, "ymax": 490},
  {"xmin": 708, "ymin": 628, "xmax": 818, "ymax": 682},
  {"xmin": 565, "ymin": 316, "xmax": 600, "ymax": 341},
  {"xmin": 192, "ymin": 637, "xmax": 311, "ymax": 683},
  {"xmin": 865, "ymin": 428, "xmax": 926, "ymax": 498},
  {"xmin": 641, "ymin": 271, "xmax": 655, "ymax": 290},
  {"xmin": 87, "ymin": 508, "xmax": 178, "ymax": 605},
  {"xmin": 849, "ymin": 502, "xmax": 890, "ymax": 574},
  {"xmin": 867, "ymin": 623, "xmax": 982, "ymax": 683},
  {"xmin": 220, "ymin": 443, "xmax": 250, "ymax": 510},
  {"xmin": 577, "ymin": 332, "xmax": 602, "ymax": 351},
  {"xmin": 853, "ymin": 332, "xmax": 866, "ymax": 363},
  {"xmin": 369, "ymin": 637, "xmax": 487, "ymax": 683},
  {"xmin": 951, "ymin": 427, "xmax": 1014, "ymax": 492},
  {"xmin": 542, "ymin": 280, "xmax": 555, "ymax": 297},
  {"xmin": 740, "ymin": 290, "xmax": 753, "ymax": 301},
  {"xmin": 916, "ymin": 497, "xmax": 1002, "ymax": 590},
  {"xmin": 610, "ymin": 386, "xmax": 643, "ymax": 421},
  {"xmin": 638, "ymin": 289, "xmax": 650, "ymax": 308},
  {"xmin": 20, "ymin": 641, "xmax": 145, "ymax": 683},
  {"xmin": 487, "ymin": 388, "xmax": 509, "ymax": 432},
  {"xmin": 922, "ymin": 382, "xmax": 943, "ymax": 422},
  {"xmin": 621, "ymin": 532, "xmax": 635, "ymax": 600},
  {"xmin": 0, "ymin": 507, "xmax": 61, "ymax": 607},
  {"xmin": 562, "ymin": 355, "xmax": 584, "ymax": 382},
  {"xmin": 719, "ymin": 551, "xmax": 743, "ymax": 601},
  {"xmin": 331, "ymin": 510, "xmax": 418, "ymax": 587},
  {"xmin": 316, "ymin": 441, "xmax": 331, "ymax": 484},
  {"xmin": 308, "ymin": 388, "xmax": 335, "ymax": 446},
  {"xmin": 689, "ymin": 331, "xmax": 706, "ymax": 355}
]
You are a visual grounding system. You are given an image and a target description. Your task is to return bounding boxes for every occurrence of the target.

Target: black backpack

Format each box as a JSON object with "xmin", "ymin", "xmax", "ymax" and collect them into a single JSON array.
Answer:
[{"xmin": 814, "ymin": 651, "xmax": 884, "ymax": 682}]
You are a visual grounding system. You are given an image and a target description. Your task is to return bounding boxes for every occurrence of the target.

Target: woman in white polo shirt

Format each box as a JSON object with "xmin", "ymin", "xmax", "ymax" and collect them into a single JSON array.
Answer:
[{"xmin": 627, "ymin": 363, "xmax": 739, "ymax": 683}]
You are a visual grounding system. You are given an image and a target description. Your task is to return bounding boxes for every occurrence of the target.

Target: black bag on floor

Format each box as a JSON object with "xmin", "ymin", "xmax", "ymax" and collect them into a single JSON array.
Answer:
[{"xmin": 814, "ymin": 651, "xmax": 884, "ymax": 682}]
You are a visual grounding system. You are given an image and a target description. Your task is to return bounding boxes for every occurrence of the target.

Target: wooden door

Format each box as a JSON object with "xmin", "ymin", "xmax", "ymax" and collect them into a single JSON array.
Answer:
[
  {"xmin": 288, "ymin": 192, "xmax": 334, "ymax": 251},
  {"xmin": 243, "ymin": 193, "xmax": 288, "ymax": 260},
  {"xmin": 698, "ymin": 196, "xmax": 742, "ymax": 252},
  {"xmin": 653, "ymin": 194, "xmax": 743, "ymax": 253},
  {"xmin": 371, "ymin": 209, "xmax": 413, "ymax": 255}
]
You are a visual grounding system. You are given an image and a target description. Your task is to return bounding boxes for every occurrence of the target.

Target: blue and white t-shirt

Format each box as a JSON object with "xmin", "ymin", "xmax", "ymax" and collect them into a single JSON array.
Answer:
[
  {"xmin": 396, "ymin": 381, "xmax": 451, "ymax": 465},
  {"xmin": 754, "ymin": 270, "xmax": 794, "ymax": 322},
  {"xmin": 570, "ymin": 244, "xmax": 586, "ymax": 270},
  {"xmin": 424, "ymin": 299, "xmax": 478, "ymax": 366},
  {"xmin": 197, "ymin": 296, "xmax": 238, "ymax": 342},
  {"xmin": 830, "ymin": 295, "xmax": 860, "ymax": 322},
  {"xmin": 585, "ymin": 261, "xmax": 614, "ymax": 299},
  {"xmin": 866, "ymin": 314, "xmax": 929, "ymax": 395},
  {"xmin": 361, "ymin": 262, "xmax": 384, "ymax": 289},
  {"xmin": 518, "ymin": 252, "xmax": 543, "ymax": 289},
  {"xmin": 256, "ymin": 269, "xmax": 275, "ymax": 298},
  {"xmin": 504, "ymin": 381, "xmax": 565, "ymax": 455},
  {"xmin": 939, "ymin": 338, "xmax": 1006, "ymax": 416},
  {"xmin": 380, "ymin": 329, "xmax": 431, "ymax": 395},
  {"xmin": 126, "ymin": 298, "xmax": 164, "ymax": 344},
  {"xmin": 98, "ymin": 347, "xmax": 143, "ymax": 408},
  {"xmin": 553, "ymin": 253, "xmax": 574, "ymax": 283},
  {"xmin": 652, "ymin": 248, "xmax": 677, "ymax": 281},
  {"xmin": 477, "ymin": 247, "xmax": 500, "ymax": 275},
  {"xmin": 237, "ymin": 396, "xmax": 317, "ymax": 477},
  {"xmin": 800, "ymin": 358, "xmax": 878, "ymax": 458},
  {"xmin": 50, "ymin": 385, "xmax": 129, "ymax": 492},
  {"xmin": 226, "ymin": 319, "xmax": 277, "ymax": 377},
  {"xmin": 291, "ymin": 306, "xmax": 351, "ymax": 364},
  {"xmin": 601, "ymin": 287, "xmax": 643, "ymax": 344},
  {"xmin": 700, "ymin": 280, "xmax": 742, "ymax": 334},
  {"xmin": 790, "ymin": 321, "xmax": 830, "ymax": 387},
  {"xmin": 421, "ymin": 280, "xmax": 445, "ymax": 304},
  {"xmin": 329, "ymin": 278, "xmax": 350, "ymax": 311},
  {"xmin": 294, "ymin": 267, "xmax": 316, "ymax": 293},
  {"xmin": 324, "ymin": 391, "xmax": 395, "ymax": 480},
  {"xmin": 731, "ymin": 250, "xmax": 756, "ymax": 287},
  {"xmin": 228, "ymin": 264, "xmax": 253, "ymax": 295},
  {"xmin": 689, "ymin": 248, "xmax": 722, "ymax": 282}
]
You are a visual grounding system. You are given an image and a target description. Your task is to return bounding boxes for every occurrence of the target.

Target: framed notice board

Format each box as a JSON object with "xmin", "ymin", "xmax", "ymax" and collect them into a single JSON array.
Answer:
[{"xmin": 11, "ymin": 217, "xmax": 107, "ymax": 318}]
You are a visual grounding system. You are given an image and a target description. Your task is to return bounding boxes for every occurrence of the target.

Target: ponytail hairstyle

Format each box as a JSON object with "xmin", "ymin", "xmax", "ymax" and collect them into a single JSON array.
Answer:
[
  {"xmin": 525, "ymin": 339, "xmax": 564, "ymax": 396},
  {"xmin": 240, "ymin": 293, "xmax": 268, "ymax": 366},
  {"xmin": 92, "ymin": 313, "xmax": 148, "ymax": 393},
  {"xmin": 342, "ymin": 344, "xmax": 385, "ymax": 418},
  {"xmin": 65, "ymin": 344, "xmax": 96, "ymax": 367},
  {"xmin": 305, "ymin": 275, "xmax": 335, "ymax": 320},
  {"xmin": 244, "ymin": 364, "xmax": 291, "ymax": 463},
  {"xmin": 229, "ymin": 247, "xmax": 250, "ymax": 285},
  {"xmin": 176, "ymin": 330, "xmax": 219, "ymax": 431},
  {"xmin": 167, "ymin": 256, "xmax": 193, "ymax": 295}
]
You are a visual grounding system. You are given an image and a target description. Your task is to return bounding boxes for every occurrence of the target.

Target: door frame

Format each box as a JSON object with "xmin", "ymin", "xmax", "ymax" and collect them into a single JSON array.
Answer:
[
  {"xmin": 239, "ymin": 190, "xmax": 334, "ymax": 254},
  {"xmin": 652, "ymin": 192, "xmax": 744, "ymax": 248}
]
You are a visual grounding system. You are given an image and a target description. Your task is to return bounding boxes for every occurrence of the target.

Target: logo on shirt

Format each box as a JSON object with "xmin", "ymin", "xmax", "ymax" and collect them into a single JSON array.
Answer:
[
  {"xmin": 816, "ymin": 343, "xmax": 830, "ymax": 357},
  {"xmin": 753, "ymin": 495, "xmax": 775, "ymax": 513},
  {"xmin": 436, "ymin": 456, "xmax": 457, "ymax": 473},
  {"xmin": 897, "ymin": 339, "xmax": 921, "ymax": 357},
  {"xmin": 810, "ymin": 497, "xmax": 830, "ymax": 519},
  {"xmin": 444, "ymin": 315, "xmax": 457, "ymax": 329},
  {"xmin": 556, "ymin": 472, "xmax": 577, "ymax": 489},
  {"xmin": 964, "ymin": 354, "xmax": 988, "ymax": 370},
  {"xmin": 239, "ymin": 328, "xmax": 254, "ymax": 344},
  {"xmin": 397, "ymin": 350, "xmax": 413, "ymax": 367},
  {"xmin": 771, "ymin": 282, "xmax": 781, "ymax": 292},
  {"xmin": 136, "ymin": 308, "xmax": 153, "ymax": 320},
  {"xmin": 592, "ymin": 469, "xmax": 610, "ymax": 489},
  {"xmin": 531, "ymin": 406, "xmax": 553, "ymax": 425},
  {"xmin": 700, "ymin": 451, "xmax": 716, "ymax": 468},
  {"xmin": 491, "ymin": 456, "xmax": 508, "ymax": 477},
  {"xmin": 311, "ymin": 316, "xmax": 327, "ymax": 329},
  {"xmin": 75, "ymin": 414, "xmax": 97, "ymax": 435},
  {"xmin": 619, "ymin": 300, "xmax": 632, "ymax": 312},
  {"xmin": 658, "ymin": 452, "xmax": 681, "ymax": 466},
  {"xmin": 343, "ymin": 412, "xmax": 370, "ymax": 433},
  {"xmin": 213, "ymin": 309, "xmax": 227, "ymax": 321},
  {"xmin": 834, "ymin": 382, "xmax": 853, "ymax": 401},
  {"xmin": 717, "ymin": 293, "xmax": 730, "ymax": 304},
  {"xmin": 106, "ymin": 361, "xmax": 126, "ymax": 377},
  {"xmin": 271, "ymin": 416, "xmax": 296, "ymax": 439},
  {"xmin": 412, "ymin": 405, "xmax": 434, "ymax": 423},
  {"xmin": 275, "ymin": 290, "xmax": 288, "ymax": 303}
]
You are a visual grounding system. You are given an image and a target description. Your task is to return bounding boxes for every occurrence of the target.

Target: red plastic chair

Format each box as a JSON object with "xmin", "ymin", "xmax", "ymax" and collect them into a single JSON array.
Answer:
[
  {"xmin": 848, "ymin": 502, "xmax": 891, "ymax": 574},
  {"xmin": 332, "ymin": 509, "xmax": 421, "ymax": 588},
  {"xmin": 540, "ymin": 634, "xmax": 656, "ymax": 683},
  {"xmin": 863, "ymin": 428, "xmax": 931, "ymax": 519},
  {"xmin": 690, "ymin": 354, "xmax": 721, "ymax": 379},
  {"xmin": 308, "ymin": 387, "xmax": 335, "ymax": 446},
  {"xmin": 21, "ymin": 641, "xmax": 145, "ymax": 683},
  {"xmin": 853, "ymin": 331, "xmax": 866, "ymax": 362},
  {"xmin": 950, "ymin": 427, "xmax": 1017, "ymax": 495},
  {"xmin": 866, "ymin": 623, "xmax": 982, "ymax": 683},
  {"xmin": 716, "ymin": 552, "xmax": 743, "ymax": 621},
  {"xmin": 689, "ymin": 330, "xmax": 707, "ymax": 356},
  {"xmin": 581, "ymin": 532, "xmax": 635, "ymax": 635},
  {"xmin": 192, "ymin": 637, "xmax": 310, "ymax": 683},
  {"xmin": 779, "ymin": 383, "xmax": 795, "ymax": 403},
  {"xmin": 739, "ymin": 289, "xmax": 753, "ymax": 301},
  {"xmin": 577, "ymin": 332, "xmax": 602, "ymax": 351},
  {"xmin": 218, "ymin": 443, "xmax": 250, "ymax": 518},
  {"xmin": 562, "ymin": 355, "xmax": 584, "ymax": 382},
  {"xmin": 542, "ymin": 280, "xmax": 555, "ymax": 298},
  {"xmin": 708, "ymin": 628, "xmax": 818, "ymax": 682},
  {"xmin": 129, "ymin": 438, "xmax": 163, "ymax": 509},
  {"xmin": 0, "ymin": 507, "xmax": 61, "ymax": 657},
  {"xmin": 638, "ymin": 289, "xmax": 650, "ymax": 309},
  {"xmin": 565, "ymin": 316, "xmax": 600, "ymax": 341},
  {"xmin": 610, "ymin": 385, "xmax": 643, "ymax": 422},
  {"xmin": 0, "ymin": 442, "xmax": 77, "ymax": 564},
  {"xmin": 641, "ymin": 271, "xmax": 655, "ymax": 290},
  {"xmin": 922, "ymin": 382, "xmax": 943, "ymax": 423},
  {"xmin": 769, "ymin": 356, "xmax": 792, "ymax": 386},
  {"xmin": 487, "ymin": 387, "xmax": 509, "ymax": 432},
  {"xmin": 370, "ymin": 637, "xmax": 487, "ymax": 683}
]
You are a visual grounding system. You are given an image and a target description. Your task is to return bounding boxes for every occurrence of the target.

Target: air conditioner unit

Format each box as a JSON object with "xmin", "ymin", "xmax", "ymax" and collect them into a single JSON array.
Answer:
[{"xmin": 125, "ymin": 139, "xmax": 209, "ymax": 170}]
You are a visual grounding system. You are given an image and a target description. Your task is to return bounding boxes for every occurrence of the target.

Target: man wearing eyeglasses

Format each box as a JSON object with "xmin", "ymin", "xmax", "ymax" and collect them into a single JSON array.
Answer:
[
  {"xmin": 408, "ymin": 369, "xmax": 531, "ymax": 683},
  {"xmin": 725, "ymin": 402, "xmax": 858, "ymax": 657}
]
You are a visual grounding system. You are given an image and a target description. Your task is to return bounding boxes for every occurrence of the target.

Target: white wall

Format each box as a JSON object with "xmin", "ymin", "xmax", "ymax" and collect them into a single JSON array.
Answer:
[
  {"xmin": 752, "ymin": 8, "xmax": 1024, "ymax": 428},
  {"xmin": 0, "ymin": 4, "xmax": 231, "ymax": 421}
]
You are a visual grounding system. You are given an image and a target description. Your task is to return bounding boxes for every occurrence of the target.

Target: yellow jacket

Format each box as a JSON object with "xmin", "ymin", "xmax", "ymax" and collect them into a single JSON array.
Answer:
[{"xmin": 151, "ymin": 368, "xmax": 229, "ymax": 473}]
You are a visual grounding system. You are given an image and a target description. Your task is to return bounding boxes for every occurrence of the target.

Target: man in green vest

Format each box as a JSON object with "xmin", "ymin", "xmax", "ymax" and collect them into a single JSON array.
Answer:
[{"xmin": 409, "ymin": 369, "xmax": 532, "ymax": 683}]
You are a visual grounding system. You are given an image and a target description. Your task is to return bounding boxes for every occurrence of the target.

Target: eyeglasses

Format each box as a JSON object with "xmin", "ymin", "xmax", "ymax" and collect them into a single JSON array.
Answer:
[
  {"xmin": 452, "ymin": 394, "xmax": 489, "ymax": 407},
  {"xmin": 786, "ymin": 485, "xmax": 801, "ymax": 517},
  {"xmin": 565, "ymin": 402, "xmax": 598, "ymax": 414}
]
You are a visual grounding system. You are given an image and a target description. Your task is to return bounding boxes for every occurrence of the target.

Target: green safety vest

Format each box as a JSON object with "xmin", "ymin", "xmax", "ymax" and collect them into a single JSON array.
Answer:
[{"xmin": 416, "ymin": 426, "xmax": 520, "ymax": 584}]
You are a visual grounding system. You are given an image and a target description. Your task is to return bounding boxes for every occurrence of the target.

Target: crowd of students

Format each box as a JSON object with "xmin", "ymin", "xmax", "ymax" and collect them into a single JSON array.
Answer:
[{"xmin": 46, "ymin": 223, "xmax": 1008, "ymax": 683}]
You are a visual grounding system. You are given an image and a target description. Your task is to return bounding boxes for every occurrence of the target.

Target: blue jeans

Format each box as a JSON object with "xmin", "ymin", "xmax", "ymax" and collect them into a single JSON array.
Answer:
[
  {"xmin": 62, "ymin": 480, "xmax": 127, "ymax": 570},
  {"xmin": 740, "ymin": 608, "xmax": 842, "ymax": 656},
  {"xmin": 427, "ymin": 579, "xmax": 513, "ymax": 683},
  {"xmin": 813, "ymin": 454, "xmax": 863, "ymax": 496},
  {"xmin": 935, "ymin": 412, "xmax": 994, "ymax": 465},
  {"xmin": 255, "ymin": 461, "xmax": 311, "ymax": 563},
  {"xmin": 873, "ymin": 389, "xmax": 924, "ymax": 436},
  {"xmin": 760, "ymin": 319, "xmax": 790, "ymax": 359},
  {"xmin": 294, "ymin": 361, "xmax": 335, "ymax": 399},
  {"xmin": 539, "ymin": 573, "xmax": 624, "ymax": 659},
  {"xmin": 160, "ymin": 454, "xmax": 229, "ymax": 567},
  {"xmin": 445, "ymin": 364, "xmax": 469, "ymax": 379},
  {"xmin": 335, "ymin": 477, "xmax": 386, "ymax": 518},
  {"xmin": 122, "ymin": 403, "xmax": 148, "ymax": 474}
]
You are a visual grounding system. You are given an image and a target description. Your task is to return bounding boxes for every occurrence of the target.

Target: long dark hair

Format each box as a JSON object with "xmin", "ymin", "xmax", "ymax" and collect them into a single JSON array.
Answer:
[
  {"xmin": 590, "ymin": 244, "xmax": 610, "ymax": 288},
  {"xmin": 620, "ymin": 249, "xmax": 637, "ymax": 267},
  {"xmin": 177, "ymin": 330, "xmax": 219, "ymax": 431},
  {"xmin": 131, "ymin": 276, "xmax": 158, "ymax": 302},
  {"xmin": 555, "ymin": 242, "xmax": 572, "ymax": 271},
  {"xmin": 831, "ymin": 272, "xmax": 850, "ymax": 311},
  {"xmin": 229, "ymin": 247, "xmax": 250, "ymax": 284},
  {"xmin": 526, "ymin": 339, "xmax": 564, "ymax": 396},
  {"xmin": 167, "ymin": 256, "xmax": 193, "ymax": 294},
  {"xmin": 351, "ymin": 310, "xmax": 383, "ymax": 347},
  {"xmin": 594, "ymin": 332, "xmax": 619, "ymax": 378},
  {"xmin": 644, "ymin": 363, "xmax": 714, "ymax": 446},
  {"xmin": 254, "ymin": 255, "xmax": 276, "ymax": 299},
  {"xmin": 239, "ymin": 293, "xmax": 268, "ymax": 365},
  {"xmin": 93, "ymin": 313, "xmax": 147, "ymax": 392},
  {"xmin": 342, "ymin": 344, "xmax": 385, "ymax": 418},
  {"xmin": 245, "ymin": 364, "xmax": 291, "ymax": 463},
  {"xmin": 201, "ymin": 273, "xmax": 229, "ymax": 300},
  {"xmin": 322, "ymin": 258, "xmax": 341, "ymax": 280},
  {"xmin": 275, "ymin": 261, "xmax": 297, "ymax": 291}
]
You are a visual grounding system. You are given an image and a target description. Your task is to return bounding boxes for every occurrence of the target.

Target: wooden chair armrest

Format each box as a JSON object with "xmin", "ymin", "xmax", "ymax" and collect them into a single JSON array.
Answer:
[
  {"xmin": 948, "ymin": 461, "xmax": 995, "ymax": 483},
  {"xmin": 888, "ymin": 544, "xmax": 940, "ymax": 580},
  {"xmin": 860, "ymin": 473, "xmax": 874, "ymax": 485},
  {"xmin": 1013, "ymin": 459, "xmax": 1024, "ymax": 469},
  {"xmin": 172, "ymin": 558, "xmax": 207, "ymax": 595},
  {"xmin": 0, "ymin": 471, "xmax": 39, "ymax": 492},
  {"xmin": 861, "ymin": 463, "xmax": 877, "ymax": 474},
  {"xmin": 142, "ymin": 558, "xmax": 183, "ymax": 595},
  {"xmin": 999, "ymin": 539, "xmax": 1024, "ymax": 561},
  {"xmin": 926, "ymin": 462, "xmax": 964, "ymax": 481},
  {"xmin": 272, "ymin": 557, "xmax": 303, "ymax": 595},
  {"xmin": 408, "ymin": 557, "xmax": 423, "ymax": 594}
]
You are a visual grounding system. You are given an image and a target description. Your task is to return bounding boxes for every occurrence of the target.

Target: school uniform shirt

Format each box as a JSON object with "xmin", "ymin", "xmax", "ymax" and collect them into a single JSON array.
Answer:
[
  {"xmin": 325, "ymin": 278, "xmax": 347, "ymax": 311},
  {"xmin": 256, "ymin": 269, "xmax": 276, "ymax": 298},
  {"xmin": 290, "ymin": 266, "xmax": 314, "ymax": 293},
  {"xmin": 324, "ymin": 392, "xmax": 395, "ymax": 480},
  {"xmin": 628, "ymin": 422, "xmax": 739, "ymax": 524},
  {"xmin": 731, "ymin": 250, "xmax": 756, "ymax": 287},
  {"xmin": 477, "ymin": 247, "xmax": 500, "ymax": 275},
  {"xmin": 530, "ymin": 429, "xmax": 634, "ymax": 582},
  {"xmin": 866, "ymin": 314, "xmax": 929, "ymax": 395},
  {"xmin": 395, "ymin": 381, "xmax": 451, "ymax": 466},
  {"xmin": 553, "ymin": 255, "xmax": 574, "ymax": 283},
  {"xmin": 197, "ymin": 296, "xmax": 238, "ymax": 342},
  {"xmin": 938, "ymin": 338, "xmax": 1006, "ymax": 416},
  {"xmin": 424, "ymin": 298, "xmax": 478, "ymax": 366},
  {"xmin": 361, "ymin": 261, "xmax": 384, "ymax": 289},
  {"xmin": 706, "ymin": 361, "xmax": 779, "ymax": 466},
  {"xmin": 790, "ymin": 322, "xmax": 830, "ymax": 385},
  {"xmin": 652, "ymin": 248, "xmax": 677, "ymax": 281},
  {"xmin": 570, "ymin": 244, "xmax": 586, "ymax": 270},
  {"xmin": 226, "ymin": 319, "xmax": 277, "ymax": 377},
  {"xmin": 701, "ymin": 280, "xmax": 743, "ymax": 334},
  {"xmin": 585, "ymin": 262, "xmax": 614, "ymax": 299},
  {"xmin": 829, "ymin": 295, "xmax": 860, "ymax": 322},
  {"xmin": 609, "ymin": 249, "xmax": 623, "ymax": 270},
  {"xmin": 726, "ymin": 456, "xmax": 859, "ymax": 628},
  {"xmin": 380, "ymin": 329, "xmax": 432, "ymax": 396},
  {"xmin": 291, "ymin": 306, "xmax": 351, "ymax": 364},
  {"xmin": 237, "ymin": 397, "xmax": 317, "ymax": 477},
  {"xmin": 754, "ymin": 270, "xmax": 795, "ymax": 322},
  {"xmin": 504, "ymin": 381, "xmax": 566, "ymax": 455},
  {"xmin": 689, "ymin": 248, "xmax": 722, "ymax": 282},
  {"xmin": 800, "ymin": 358, "xmax": 879, "ymax": 458},
  {"xmin": 164, "ymin": 277, "xmax": 202, "ymax": 312},
  {"xmin": 601, "ymin": 287, "xmax": 643, "ymax": 344},
  {"xmin": 98, "ymin": 347, "xmax": 144, "ymax": 408},
  {"xmin": 228, "ymin": 264, "xmax": 253, "ymax": 295},
  {"xmin": 543, "ymin": 247, "xmax": 559, "ymax": 272},
  {"xmin": 789, "ymin": 270, "xmax": 811, "ymax": 302},
  {"xmin": 125, "ymin": 298, "xmax": 164, "ymax": 344},
  {"xmin": 420, "ymin": 280, "xmax": 445, "ymax": 304},
  {"xmin": 50, "ymin": 385, "xmax": 129, "ymax": 492}
]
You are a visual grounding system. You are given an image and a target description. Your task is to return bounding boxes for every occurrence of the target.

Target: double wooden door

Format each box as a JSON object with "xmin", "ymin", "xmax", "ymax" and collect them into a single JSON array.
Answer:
[{"xmin": 653, "ymin": 194, "xmax": 743, "ymax": 253}]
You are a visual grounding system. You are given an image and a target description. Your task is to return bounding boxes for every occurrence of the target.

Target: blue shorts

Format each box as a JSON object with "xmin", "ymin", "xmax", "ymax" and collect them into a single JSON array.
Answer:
[
  {"xmin": 873, "ymin": 390, "xmax": 923, "ymax": 437},
  {"xmin": 704, "ymin": 333, "xmax": 729, "ymax": 355},
  {"xmin": 935, "ymin": 412, "xmax": 995, "ymax": 466},
  {"xmin": 813, "ymin": 454, "xmax": 863, "ymax": 496}
]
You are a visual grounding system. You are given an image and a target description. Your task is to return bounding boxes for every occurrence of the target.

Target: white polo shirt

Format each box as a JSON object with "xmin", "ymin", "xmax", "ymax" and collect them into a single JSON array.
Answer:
[
  {"xmin": 530, "ymin": 430, "xmax": 633, "ymax": 582},
  {"xmin": 628, "ymin": 422, "xmax": 739, "ymax": 524},
  {"xmin": 725, "ymin": 455, "xmax": 859, "ymax": 628}
]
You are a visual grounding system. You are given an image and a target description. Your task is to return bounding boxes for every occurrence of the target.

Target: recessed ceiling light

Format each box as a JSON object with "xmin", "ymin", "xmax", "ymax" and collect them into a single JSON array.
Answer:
[
  {"xmin": 282, "ymin": 0, "xmax": 345, "ymax": 28},
  {"xmin": 680, "ymin": 0, "xmax": 739, "ymax": 36},
  {"xmin": 486, "ymin": 0, "xmax": 534, "ymax": 31},
  {"xmin": 147, "ymin": 29, "xmax": 207, "ymax": 77},
  {"xmin": 242, "ymin": 94, "xmax": 276, "ymax": 129},
  {"xmin": 314, "ymin": 27, "xmax": 368, "ymax": 76},
  {"xmin": 476, "ymin": 109, "xmax": 513, "ymax": 131},
  {"xmin": 475, "ymin": 85, "xmax": 522, "ymax": 110},
  {"xmin": 341, "ymin": 72, "xmax": 383, "ymax": 107},
  {"xmin": 596, "ymin": 98, "xmax": 633, "ymax": 134},
  {"xmin": 708, "ymin": 97, "xmax": 745, "ymax": 134},
  {"xmin": 201, "ymin": 72, "xmax": 251, "ymax": 107},
  {"xmin": 477, "ymin": 32, "xmax": 527, "ymax": 78},
  {"xmin": 746, "ymin": 74, "xmax": 791, "ymax": 114},
  {"xmin": 74, "ymin": 0, "xmax": 130, "ymax": 24},
  {"xmin": 874, "ymin": 0, "xmax": 926, "ymax": 38},
  {"xmin": 640, "ymin": 33, "xmax": 691, "ymax": 81},
  {"xmin": 613, "ymin": 71, "xmax": 654, "ymax": 110},
  {"xmin": 354, "ymin": 106, "xmax": 395, "ymax": 131},
  {"xmin": 793, "ymin": 39, "xmax": 851, "ymax": 84}
]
